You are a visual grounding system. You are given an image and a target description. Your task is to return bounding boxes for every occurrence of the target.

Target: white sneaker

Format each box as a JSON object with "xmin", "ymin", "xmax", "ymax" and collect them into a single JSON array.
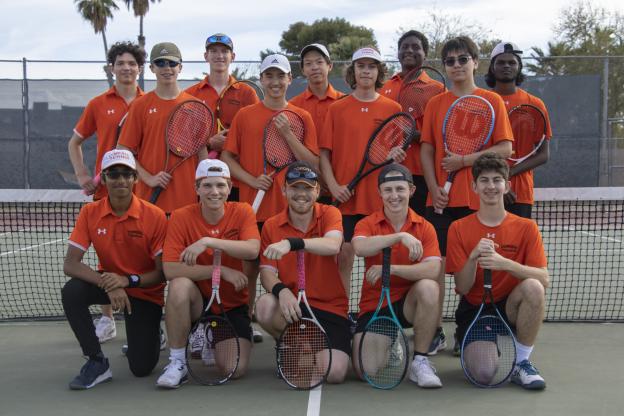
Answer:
[
  {"xmin": 156, "ymin": 359, "xmax": 188, "ymax": 389},
  {"xmin": 511, "ymin": 360, "xmax": 546, "ymax": 390},
  {"xmin": 190, "ymin": 324, "xmax": 206, "ymax": 358},
  {"xmin": 94, "ymin": 316, "xmax": 116, "ymax": 343},
  {"xmin": 408, "ymin": 356, "xmax": 443, "ymax": 388},
  {"xmin": 159, "ymin": 327, "xmax": 167, "ymax": 351}
]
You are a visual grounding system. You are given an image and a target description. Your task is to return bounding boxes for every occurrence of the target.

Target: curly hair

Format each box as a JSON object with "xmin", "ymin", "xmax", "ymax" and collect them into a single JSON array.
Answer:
[
  {"xmin": 472, "ymin": 152, "xmax": 509, "ymax": 181},
  {"xmin": 345, "ymin": 53, "xmax": 387, "ymax": 90},
  {"xmin": 397, "ymin": 30, "xmax": 429, "ymax": 56},
  {"xmin": 107, "ymin": 41, "xmax": 146, "ymax": 67}
]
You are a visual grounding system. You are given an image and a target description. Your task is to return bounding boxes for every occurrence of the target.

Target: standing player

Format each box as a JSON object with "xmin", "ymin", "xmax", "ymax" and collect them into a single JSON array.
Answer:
[
  {"xmin": 447, "ymin": 152, "xmax": 548, "ymax": 390},
  {"xmin": 255, "ymin": 161, "xmax": 350, "ymax": 383},
  {"xmin": 61, "ymin": 150, "xmax": 167, "ymax": 389},
  {"xmin": 117, "ymin": 41, "xmax": 208, "ymax": 214},
  {"xmin": 289, "ymin": 43, "xmax": 345, "ymax": 204},
  {"xmin": 319, "ymin": 46, "xmax": 403, "ymax": 299},
  {"xmin": 221, "ymin": 53, "xmax": 318, "ymax": 332},
  {"xmin": 420, "ymin": 36, "xmax": 513, "ymax": 354},
  {"xmin": 156, "ymin": 159, "xmax": 260, "ymax": 389},
  {"xmin": 351, "ymin": 164, "xmax": 443, "ymax": 388},
  {"xmin": 380, "ymin": 30, "xmax": 442, "ymax": 217},
  {"xmin": 485, "ymin": 41, "xmax": 553, "ymax": 218},
  {"xmin": 68, "ymin": 41, "xmax": 146, "ymax": 343}
]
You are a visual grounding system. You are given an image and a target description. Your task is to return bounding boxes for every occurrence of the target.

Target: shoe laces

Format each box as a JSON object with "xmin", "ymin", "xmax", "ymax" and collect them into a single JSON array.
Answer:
[
  {"xmin": 416, "ymin": 357, "xmax": 437, "ymax": 374},
  {"xmin": 517, "ymin": 360, "xmax": 539, "ymax": 375}
]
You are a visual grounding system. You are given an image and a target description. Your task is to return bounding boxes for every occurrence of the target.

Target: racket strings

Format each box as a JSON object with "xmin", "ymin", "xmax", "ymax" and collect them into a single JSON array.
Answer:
[
  {"xmin": 368, "ymin": 116, "xmax": 414, "ymax": 165},
  {"xmin": 278, "ymin": 321, "xmax": 330, "ymax": 389},
  {"xmin": 264, "ymin": 113, "xmax": 305, "ymax": 168},
  {"xmin": 445, "ymin": 100, "xmax": 494, "ymax": 153},
  {"xmin": 398, "ymin": 81, "xmax": 445, "ymax": 119},
  {"xmin": 509, "ymin": 107, "xmax": 546, "ymax": 157},
  {"xmin": 167, "ymin": 104, "xmax": 214, "ymax": 157},
  {"xmin": 360, "ymin": 318, "xmax": 408, "ymax": 388}
]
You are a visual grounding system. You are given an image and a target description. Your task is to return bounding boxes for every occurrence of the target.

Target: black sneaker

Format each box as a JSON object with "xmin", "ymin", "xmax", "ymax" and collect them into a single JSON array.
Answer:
[
  {"xmin": 427, "ymin": 327, "xmax": 447, "ymax": 355},
  {"xmin": 69, "ymin": 357, "xmax": 112, "ymax": 390}
]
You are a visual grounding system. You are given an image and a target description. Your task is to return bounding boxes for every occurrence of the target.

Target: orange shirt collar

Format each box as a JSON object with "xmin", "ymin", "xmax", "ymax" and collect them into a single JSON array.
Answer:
[
  {"xmin": 100, "ymin": 195, "xmax": 142, "ymax": 220},
  {"xmin": 197, "ymin": 75, "xmax": 239, "ymax": 90},
  {"xmin": 371, "ymin": 208, "xmax": 423, "ymax": 227},
  {"xmin": 275, "ymin": 203, "xmax": 323, "ymax": 232},
  {"xmin": 106, "ymin": 85, "xmax": 144, "ymax": 98},
  {"xmin": 302, "ymin": 83, "xmax": 341, "ymax": 101}
]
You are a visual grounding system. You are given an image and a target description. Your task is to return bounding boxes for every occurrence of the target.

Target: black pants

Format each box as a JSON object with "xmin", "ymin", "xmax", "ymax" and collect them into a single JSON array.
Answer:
[{"xmin": 61, "ymin": 278, "xmax": 162, "ymax": 377}]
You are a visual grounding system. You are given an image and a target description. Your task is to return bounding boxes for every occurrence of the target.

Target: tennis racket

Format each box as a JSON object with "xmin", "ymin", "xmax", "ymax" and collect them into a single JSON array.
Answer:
[
  {"xmin": 434, "ymin": 95, "xmax": 495, "ymax": 214},
  {"xmin": 186, "ymin": 249, "xmax": 240, "ymax": 385},
  {"xmin": 507, "ymin": 104, "xmax": 547, "ymax": 165},
  {"xmin": 460, "ymin": 269, "xmax": 517, "ymax": 388},
  {"xmin": 149, "ymin": 100, "xmax": 215, "ymax": 203},
  {"xmin": 398, "ymin": 66, "xmax": 446, "ymax": 121},
  {"xmin": 208, "ymin": 80, "xmax": 265, "ymax": 158},
  {"xmin": 276, "ymin": 250, "xmax": 331, "ymax": 390},
  {"xmin": 359, "ymin": 247, "xmax": 409, "ymax": 389},
  {"xmin": 250, "ymin": 109, "xmax": 305, "ymax": 213},
  {"xmin": 332, "ymin": 112, "xmax": 417, "ymax": 206}
]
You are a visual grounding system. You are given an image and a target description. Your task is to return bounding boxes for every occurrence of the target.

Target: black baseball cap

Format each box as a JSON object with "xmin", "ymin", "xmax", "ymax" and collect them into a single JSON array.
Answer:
[
  {"xmin": 378, "ymin": 163, "xmax": 413, "ymax": 186},
  {"xmin": 285, "ymin": 161, "xmax": 319, "ymax": 187}
]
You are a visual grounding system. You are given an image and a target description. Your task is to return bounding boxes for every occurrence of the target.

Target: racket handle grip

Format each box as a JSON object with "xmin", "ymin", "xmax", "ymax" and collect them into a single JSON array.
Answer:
[
  {"xmin": 433, "ymin": 181, "xmax": 452, "ymax": 215},
  {"xmin": 251, "ymin": 190, "xmax": 265, "ymax": 213},
  {"xmin": 82, "ymin": 174, "xmax": 100, "ymax": 196},
  {"xmin": 149, "ymin": 186, "xmax": 163, "ymax": 204},
  {"xmin": 207, "ymin": 150, "xmax": 219, "ymax": 159}
]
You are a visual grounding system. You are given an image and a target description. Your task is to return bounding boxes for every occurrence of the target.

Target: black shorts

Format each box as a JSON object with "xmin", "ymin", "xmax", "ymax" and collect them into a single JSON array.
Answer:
[
  {"xmin": 342, "ymin": 214, "xmax": 365, "ymax": 243},
  {"xmin": 302, "ymin": 306, "xmax": 352, "ymax": 355},
  {"xmin": 455, "ymin": 297, "xmax": 515, "ymax": 346},
  {"xmin": 202, "ymin": 301, "xmax": 252, "ymax": 342},
  {"xmin": 354, "ymin": 295, "xmax": 411, "ymax": 334},
  {"xmin": 425, "ymin": 206, "xmax": 474, "ymax": 256},
  {"xmin": 227, "ymin": 187, "xmax": 239, "ymax": 202},
  {"xmin": 408, "ymin": 175, "xmax": 428, "ymax": 217},
  {"xmin": 506, "ymin": 202, "xmax": 532, "ymax": 219}
]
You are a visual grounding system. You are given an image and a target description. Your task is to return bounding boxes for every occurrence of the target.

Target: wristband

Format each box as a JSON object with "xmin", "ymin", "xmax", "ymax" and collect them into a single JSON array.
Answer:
[
  {"xmin": 286, "ymin": 237, "xmax": 305, "ymax": 251},
  {"xmin": 271, "ymin": 282, "xmax": 287, "ymax": 298},
  {"xmin": 127, "ymin": 274, "xmax": 141, "ymax": 288}
]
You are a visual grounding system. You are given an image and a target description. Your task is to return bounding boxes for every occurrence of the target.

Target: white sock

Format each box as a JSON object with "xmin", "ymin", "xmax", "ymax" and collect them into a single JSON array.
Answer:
[
  {"xmin": 169, "ymin": 347, "xmax": 185, "ymax": 362},
  {"xmin": 516, "ymin": 342, "xmax": 533, "ymax": 364}
]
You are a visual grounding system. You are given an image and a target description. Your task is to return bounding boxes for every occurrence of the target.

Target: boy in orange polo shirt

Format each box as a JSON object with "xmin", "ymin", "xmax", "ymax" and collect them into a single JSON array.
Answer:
[
  {"xmin": 62, "ymin": 150, "xmax": 168, "ymax": 390},
  {"xmin": 118, "ymin": 42, "xmax": 208, "ymax": 214},
  {"xmin": 157, "ymin": 159, "xmax": 260, "ymax": 389},
  {"xmin": 446, "ymin": 152, "xmax": 549, "ymax": 390},
  {"xmin": 351, "ymin": 163, "xmax": 443, "ymax": 388},
  {"xmin": 68, "ymin": 41, "xmax": 146, "ymax": 342},
  {"xmin": 485, "ymin": 41, "xmax": 553, "ymax": 218},
  {"xmin": 420, "ymin": 36, "xmax": 513, "ymax": 353},
  {"xmin": 256, "ymin": 161, "xmax": 349, "ymax": 383},
  {"xmin": 319, "ymin": 46, "xmax": 403, "ymax": 299}
]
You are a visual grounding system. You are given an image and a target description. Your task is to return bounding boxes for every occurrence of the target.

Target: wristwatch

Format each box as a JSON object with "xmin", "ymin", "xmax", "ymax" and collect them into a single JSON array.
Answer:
[{"xmin": 127, "ymin": 274, "xmax": 141, "ymax": 288}]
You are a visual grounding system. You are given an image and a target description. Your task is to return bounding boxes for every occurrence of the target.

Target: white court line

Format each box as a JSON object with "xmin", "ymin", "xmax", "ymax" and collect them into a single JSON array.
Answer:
[
  {"xmin": 307, "ymin": 385, "xmax": 322, "ymax": 416},
  {"xmin": 0, "ymin": 238, "xmax": 66, "ymax": 257},
  {"xmin": 565, "ymin": 226, "xmax": 623, "ymax": 243}
]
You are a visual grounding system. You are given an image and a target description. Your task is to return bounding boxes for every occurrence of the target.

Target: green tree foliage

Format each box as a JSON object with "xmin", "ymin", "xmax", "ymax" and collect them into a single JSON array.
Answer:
[{"xmin": 122, "ymin": 0, "xmax": 162, "ymax": 89}]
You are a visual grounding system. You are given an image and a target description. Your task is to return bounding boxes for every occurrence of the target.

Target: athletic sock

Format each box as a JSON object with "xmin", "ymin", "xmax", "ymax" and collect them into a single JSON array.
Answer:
[
  {"xmin": 169, "ymin": 347, "xmax": 185, "ymax": 362},
  {"xmin": 515, "ymin": 342, "xmax": 534, "ymax": 364}
]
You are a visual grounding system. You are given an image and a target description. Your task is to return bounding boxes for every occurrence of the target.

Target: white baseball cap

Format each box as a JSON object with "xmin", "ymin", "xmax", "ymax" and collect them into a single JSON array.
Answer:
[
  {"xmin": 195, "ymin": 159, "xmax": 231, "ymax": 180},
  {"xmin": 260, "ymin": 54, "xmax": 291, "ymax": 74},
  {"xmin": 352, "ymin": 47, "xmax": 383, "ymax": 63},
  {"xmin": 101, "ymin": 149, "xmax": 136, "ymax": 171},
  {"xmin": 491, "ymin": 42, "xmax": 523, "ymax": 59},
  {"xmin": 300, "ymin": 43, "xmax": 331, "ymax": 60}
]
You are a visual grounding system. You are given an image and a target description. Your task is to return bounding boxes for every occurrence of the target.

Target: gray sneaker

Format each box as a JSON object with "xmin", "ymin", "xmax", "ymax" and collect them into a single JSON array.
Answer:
[
  {"xmin": 69, "ymin": 357, "xmax": 112, "ymax": 390},
  {"xmin": 427, "ymin": 327, "xmax": 447, "ymax": 355}
]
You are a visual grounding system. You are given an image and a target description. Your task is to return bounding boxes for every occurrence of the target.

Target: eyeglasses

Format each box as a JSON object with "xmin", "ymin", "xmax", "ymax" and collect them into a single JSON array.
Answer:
[
  {"xmin": 286, "ymin": 168, "xmax": 318, "ymax": 181},
  {"xmin": 206, "ymin": 34, "xmax": 232, "ymax": 45},
  {"xmin": 103, "ymin": 170, "xmax": 136, "ymax": 180},
  {"xmin": 443, "ymin": 55, "xmax": 471, "ymax": 67},
  {"xmin": 153, "ymin": 60, "xmax": 180, "ymax": 68}
]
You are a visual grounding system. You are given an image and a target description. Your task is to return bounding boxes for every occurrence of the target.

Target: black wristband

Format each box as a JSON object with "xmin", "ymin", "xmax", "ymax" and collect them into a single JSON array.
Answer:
[
  {"xmin": 271, "ymin": 282, "xmax": 287, "ymax": 298},
  {"xmin": 127, "ymin": 274, "xmax": 141, "ymax": 288},
  {"xmin": 286, "ymin": 237, "xmax": 305, "ymax": 251}
]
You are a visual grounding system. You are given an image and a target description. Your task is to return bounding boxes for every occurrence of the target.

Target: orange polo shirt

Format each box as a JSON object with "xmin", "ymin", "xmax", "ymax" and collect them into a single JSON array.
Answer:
[
  {"xmin": 259, "ymin": 203, "xmax": 347, "ymax": 317},
  {"xmin": 117, "ymin": 91, "xmax": 202, "ymax": 213},
  {"xmin": 68, "ymin": 195, "xmax": 167, "ymax": 306},
  {"xmin": 421, "ymin": 88, "xmax": 514, "ymax": 210},
  {"xmin": 319, "ymin": 95, "xmax": 402, "ymax": 215},
  {"xmin": 222, "ymin": 102, "xmax": 318, "ymax": 222},
  {"xmin": 496, "ymin": 88, "xmax": 553, "ymax": 205},
  {"xmin": 352, "ymin": 209, "xmax": 441, "ymax": 314},
  {"xmin": 74, "ymin": 86, "xmax": 144, "ymax": 200},
  {"xmin": 289, "ymin": 84, "xmax": 345, "ymax": 134},
  {"xmin": 446, "ymin": 212, "xmax": 547, "ymax": 305}
]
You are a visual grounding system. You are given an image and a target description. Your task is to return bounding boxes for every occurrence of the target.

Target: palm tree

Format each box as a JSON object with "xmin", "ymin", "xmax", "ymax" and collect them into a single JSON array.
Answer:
[
  {"xmin": 123, "ymin": 0, "xmax": 162, "ymax": 89},
  {"xmin": 75, "ymin": 0, "xmax": 119, "ymax": 87}
]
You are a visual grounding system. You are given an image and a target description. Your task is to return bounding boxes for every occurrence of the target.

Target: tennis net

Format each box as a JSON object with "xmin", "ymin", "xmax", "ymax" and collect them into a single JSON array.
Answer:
[{"xmin": 1, "ymin": 188, "xmax": 622, "ymax": 322}]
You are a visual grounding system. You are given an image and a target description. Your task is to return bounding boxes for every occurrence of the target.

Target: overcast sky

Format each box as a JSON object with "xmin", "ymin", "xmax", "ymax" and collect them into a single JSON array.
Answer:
[{"xmin": 0, "ymin": 0, "xmax": 620, "ymax": 79}]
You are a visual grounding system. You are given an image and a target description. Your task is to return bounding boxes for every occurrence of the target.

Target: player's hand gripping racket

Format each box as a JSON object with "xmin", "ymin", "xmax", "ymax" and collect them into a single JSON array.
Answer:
[
  {"xmin": 435, "ymin": 95, "xmax": 495, "ymax": 214},
  {"xmin": 358, "ymin": 247, "xmax": 409, "ymax": 389},
  {"xmin": 251, "ymin": 110, "xmax": 305, "ymax": 213},
  {"xmin": 186, "ymin": 249, "xmax": 240, "ymax": 385},
  {"xmin": 507, "ymin": 104, "xmax": 547, "ymax": 165},
  {"xmin": 276, "ymin": 250, "xmax": 331, "ymax": 390},
  {"xmin": 460, "ymin": 269, "xmax": 517, "ymax": 388},
  {"xmin": 149, "ymin": 100, "xmax": 215, "ymax": 203},
  {"xmin": 398, "ymin": 66, "xmax": 446, "ymax": 121},
  {"xmin": 332, "ymin": 112, "xmax": 417, "ymax": 206}
]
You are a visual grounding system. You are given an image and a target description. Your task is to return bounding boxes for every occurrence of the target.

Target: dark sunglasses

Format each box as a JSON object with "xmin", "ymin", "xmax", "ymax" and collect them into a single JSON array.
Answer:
[
  {"xmin": 104, "ymin": 170, "xmax": 136, "ymax": 180},
  {"xmin": 153, "ymin": 60, "xmax": 180, "ymax": 68},
  {"xmin": 443, "ymin": 55, "xmax": 471, "ymax": 67},
  {"xmin": 206, "ymin": 34, "xmax": 232, "ymax": 45},
  {"xmin": 286, "ymin": 168, "xmax": 318, "ymax": 181}
]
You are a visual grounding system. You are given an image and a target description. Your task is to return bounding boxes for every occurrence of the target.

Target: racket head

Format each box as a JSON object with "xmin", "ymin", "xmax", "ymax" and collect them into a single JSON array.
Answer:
[
  {"xmin": 276, "ymin": 317, "xmax": 331, "ymax": 390},
  {"xmin": 366, "ymin": 112, "xmax": 417, "ymax": 166},
  {"xmin": 508, "ymin": 104, "xmax": 547, "ymax": 161},
  {"xmin": 165, "ymin": 100, "xmax": 215, "ymax": 158},
  {"xmin": 215, "ymin": 80, "xmax": 265, "ymax": 130},
  {"xmin": 398, "ymin": 66, "xmax": 446, "ymax": 120},
  {"xmin": 186, "ymin": 315, "xmax": 241, "ymax": 385},
  {"xmin": 263, "ymin": 109, "xmax": 305, "ymax": 170},
  {"xmin": 359, "ymin": 315, "xmax": 409, "ymax": 389},
  {"xmin": 442, "ymin": 95, "xmax": 495, "ymax": 155}
]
